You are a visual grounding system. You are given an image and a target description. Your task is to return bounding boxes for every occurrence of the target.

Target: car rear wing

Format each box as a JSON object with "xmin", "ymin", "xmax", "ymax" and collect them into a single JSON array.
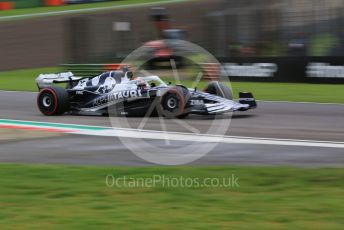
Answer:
[{"xmin": 36, "ymin": 72, "xmax": 85, "ymax": 89}]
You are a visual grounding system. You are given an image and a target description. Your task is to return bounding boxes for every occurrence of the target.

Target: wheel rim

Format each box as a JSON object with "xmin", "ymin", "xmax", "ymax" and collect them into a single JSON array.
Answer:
[
  {"xmin": 167, "ymin": 97, "xmax": 177, "ymax": 109},
  {"xmin": 162, "ymin": 94, "xmax": 180, "ymax": 112},
  {"xmin": 42, "ymin": 95, "xmax": 52, "ymax": 107}
]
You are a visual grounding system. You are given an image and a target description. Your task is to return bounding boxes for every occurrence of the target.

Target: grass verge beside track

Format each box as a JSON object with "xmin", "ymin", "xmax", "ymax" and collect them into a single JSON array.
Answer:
[
  {"xmin": 0, "ymin": 67, "xmax": 62, "ymax": 92},
  {"xmin": 233, "ymin": 81, "xmax": 344, "ymax": 104},
  {"xmin": 0, "ymin": 164, "xmax": 343, "ymax": 229},
  {"xmin": 1, "ymin": 67, "xmax": 343, "ymax": 103}
]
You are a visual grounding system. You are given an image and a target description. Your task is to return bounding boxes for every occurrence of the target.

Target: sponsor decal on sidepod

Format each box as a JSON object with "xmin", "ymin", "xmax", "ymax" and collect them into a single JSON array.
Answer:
[{"xmin": 93, "ymin": 90, "xmax": 143, "ymax": 106}]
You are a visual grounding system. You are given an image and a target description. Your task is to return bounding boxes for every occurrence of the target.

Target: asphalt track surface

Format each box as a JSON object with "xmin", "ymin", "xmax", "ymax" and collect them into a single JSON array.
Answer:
[{"xmin": 1, "ymin": 90, "xmax": 344, "ymax": 166}]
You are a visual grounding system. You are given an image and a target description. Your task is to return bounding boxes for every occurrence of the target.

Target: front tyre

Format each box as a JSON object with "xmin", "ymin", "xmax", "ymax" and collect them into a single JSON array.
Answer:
[
  {"xmin": 37, "ymin": 86, "xmax": 69, "ymax": 116},
  {"xmin": 205, "ymin": 81, "xmax": 233, "ymax": 100}
]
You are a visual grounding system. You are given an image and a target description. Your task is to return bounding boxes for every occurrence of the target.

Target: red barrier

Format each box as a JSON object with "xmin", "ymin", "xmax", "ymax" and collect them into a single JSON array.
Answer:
[
  {"xmin": 44, "ymin": 0, "xmax": 64, "ymax": 6},
  {"xmin": 0, "ymin": 2, "xmax": 14, "ymax": 10},
  {"xmin": 104, "ymin": 64, "xmax": 131, "ymax": 71}
]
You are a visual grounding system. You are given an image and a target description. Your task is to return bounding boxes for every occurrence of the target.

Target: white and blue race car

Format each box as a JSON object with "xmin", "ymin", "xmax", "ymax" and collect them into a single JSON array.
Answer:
[{"xmin": 36, "ymin": 69, "xmax": 256, "ymax": 118}]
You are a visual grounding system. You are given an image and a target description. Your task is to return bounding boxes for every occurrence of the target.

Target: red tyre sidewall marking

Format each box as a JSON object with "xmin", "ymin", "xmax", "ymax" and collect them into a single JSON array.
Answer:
[{"xmin": 37, "ymin": 88, "xmax": 59, "ymax": 115}]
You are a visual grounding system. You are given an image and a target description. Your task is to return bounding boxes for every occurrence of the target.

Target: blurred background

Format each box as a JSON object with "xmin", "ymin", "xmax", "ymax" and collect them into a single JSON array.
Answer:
[
  {"xmin": 1, "ymin": 0, "xmax": 344, "ymax": 85},
  {"xmin": 1, "ymin": 0, "xmax": 344, "ymax": 69}
]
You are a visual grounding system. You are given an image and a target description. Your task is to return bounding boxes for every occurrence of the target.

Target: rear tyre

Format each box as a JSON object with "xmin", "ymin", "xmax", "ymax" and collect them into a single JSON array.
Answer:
[
  {"xmin": 37, "ymin": 86, "xmax": 69, "ymax": 116},
  {"xmin": 205, "ymin": 81, "xmax": 233, "ymax": 100}
]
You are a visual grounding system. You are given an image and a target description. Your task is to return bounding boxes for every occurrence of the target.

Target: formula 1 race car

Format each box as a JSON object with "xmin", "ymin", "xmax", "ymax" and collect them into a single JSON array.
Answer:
[{"xmin": 36, "ymin": 70, "xmax": 257, "ymax": 117}]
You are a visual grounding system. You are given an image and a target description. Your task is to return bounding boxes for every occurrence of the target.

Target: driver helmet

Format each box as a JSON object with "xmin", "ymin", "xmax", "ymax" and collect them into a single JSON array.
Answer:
[{"xmin": 136, "ymin": 78, "xmax": 148, "ymax": 89}]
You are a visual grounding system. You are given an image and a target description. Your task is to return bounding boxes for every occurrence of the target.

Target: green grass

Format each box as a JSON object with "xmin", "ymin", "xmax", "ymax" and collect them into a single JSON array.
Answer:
[
  {"xmin": 0, "ymin": 163, "xmax": 343, "ymax": 229},
  {"xmin": 0, "ymin": 67, "xmax": 62, "ymax": 91},
  {"xmin": 232, "ymin": 82, "xmax": 344, "ymax": 103},
  {"xmin": 0, "ymin": 0, "xmax": 183, "ymax": 21},
  {"xmin": 211, "ymin": 81, "xmax": 344, "ymax": 104},
  {"xmin": 0, "ymin": 66, "xmax": 343, "ymax": 103}
]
